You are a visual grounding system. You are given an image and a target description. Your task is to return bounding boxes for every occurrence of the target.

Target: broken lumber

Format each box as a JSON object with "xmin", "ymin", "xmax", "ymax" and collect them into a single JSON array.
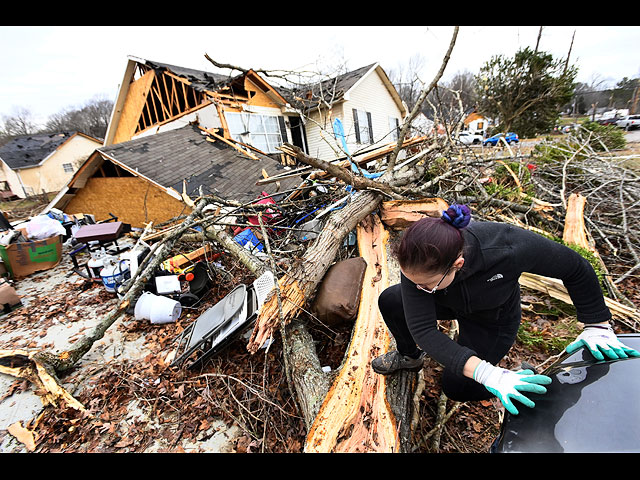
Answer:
[
  {"xmin": 304, "ymin": 213, "xmax": 398, "ymax": 452},
  {"xmin": 518, "ymin": 273, "xmax": 640, "ymax": 327},
  {"xmin": 380, "ymin": 198, "xmax": 448, "ymax": 230}
]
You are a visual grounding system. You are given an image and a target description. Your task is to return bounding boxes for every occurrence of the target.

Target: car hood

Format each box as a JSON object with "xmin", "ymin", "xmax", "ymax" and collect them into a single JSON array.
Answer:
[{"xmin": 492, "ymin": 334, "xmax": 640, "ymax": 453}]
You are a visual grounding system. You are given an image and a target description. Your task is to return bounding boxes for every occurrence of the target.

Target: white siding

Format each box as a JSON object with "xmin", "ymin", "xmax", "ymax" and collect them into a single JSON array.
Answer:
[{"xmin": 304, "ymin": 68, "xmax": 404, "ymax": 161}]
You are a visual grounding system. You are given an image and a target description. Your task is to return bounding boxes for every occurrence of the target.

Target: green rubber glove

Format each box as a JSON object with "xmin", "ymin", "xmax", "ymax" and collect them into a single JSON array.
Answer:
[
  {"xmin": 473, "ymin": 360, "xmax": 552, "ymax": 415},
  {"xmin": 566, "ymin": 324, "xmax": 640, "ymax": 361}
]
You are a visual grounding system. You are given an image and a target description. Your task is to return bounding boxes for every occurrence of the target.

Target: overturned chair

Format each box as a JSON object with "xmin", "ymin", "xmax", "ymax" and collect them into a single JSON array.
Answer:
[{"xmin": 171, "ymin": 271, "xmax": 275, "ymax": 369}]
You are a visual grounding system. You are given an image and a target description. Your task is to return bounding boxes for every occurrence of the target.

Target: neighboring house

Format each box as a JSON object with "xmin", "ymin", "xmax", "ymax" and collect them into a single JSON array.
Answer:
[
  {"xmin": 0, "ymin": 131, "xmax": 102, "ymax": 199},
  {"xmin": 285, "ymin": 63, "xmax": 407, "ymax": 161},
  {"xmin": 47, "ymin": 125, "xmax": 301, "ymax": 228},
  {"xmin": 463, "ymin": 110, "xmax": 489, "ymax": 136}
]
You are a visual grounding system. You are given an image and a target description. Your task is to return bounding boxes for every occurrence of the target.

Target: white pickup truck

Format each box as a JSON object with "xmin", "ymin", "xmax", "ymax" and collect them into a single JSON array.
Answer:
[{"xmin": 458, "ymin": 131, "xmax": 483, "ymax": 145}]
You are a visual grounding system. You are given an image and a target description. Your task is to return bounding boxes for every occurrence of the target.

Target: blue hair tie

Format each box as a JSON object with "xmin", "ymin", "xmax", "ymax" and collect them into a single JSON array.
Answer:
[{"xmin": 442, "ymin": 204, "xmax": 471, "ymax": 229}]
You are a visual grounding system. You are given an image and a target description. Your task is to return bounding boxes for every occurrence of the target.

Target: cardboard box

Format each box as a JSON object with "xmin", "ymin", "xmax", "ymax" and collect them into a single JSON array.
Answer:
[
  {"xmin": 0, "ymin": 234, "xmax": 63, "ymax": 278},
  {"xmin": 0, "ymin": 279, "xmax": 21, "ymax": 312}
]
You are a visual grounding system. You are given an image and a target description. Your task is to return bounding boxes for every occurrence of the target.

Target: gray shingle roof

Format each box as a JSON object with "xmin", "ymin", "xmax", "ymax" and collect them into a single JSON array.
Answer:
[
  {"xmin": 97, "ymin": 125, "xmax": 301, "ymax": 202},
  {"xmin": 144, "ymin": 59, "xmax": 237, "ymax": 94},
  {"xmin": 285, "ymin": 64, "xmax": 377, "ymax": 109},
  {"xmin": 0, "ymin": 131, "xmax": 77, "ymax": 169}
]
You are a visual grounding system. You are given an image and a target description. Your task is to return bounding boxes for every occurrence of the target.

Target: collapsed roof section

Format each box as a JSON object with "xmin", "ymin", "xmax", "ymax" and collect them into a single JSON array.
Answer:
[
  {"xmin": 50, "ymin": 124, "xmax": 302, "ymax": 215},
  {"xmin": 105, "ymin": 57, "xmax": 293, "ymax": 147}
]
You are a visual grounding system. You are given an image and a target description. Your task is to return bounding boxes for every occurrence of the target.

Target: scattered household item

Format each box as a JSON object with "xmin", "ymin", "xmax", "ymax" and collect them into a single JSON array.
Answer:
[
  {"xmin": 135, "ymin": 291, "xmax": 182, "ymax": 324},
  {"xmin": 0, "ymin": 232, "xmax": 63, "ymax": 278},
  {"xmin": 171, "ymin": 271, "xmax": 275, "ymax": 369},
  {"xmin": 312, "ymin": 257, "xmax": 367, "ymax": 327},
  {"xmin": 100, "ymin": 258, "xmax": 131, "ymax": 293},
  {"xmin": 73, "ymin": 221, "xmax": 126, "ymax": 253},
  {"xmin": 155, "ymin": 275, "xmax": 181, "ymax": 295},
  {"xmin": 234, "ymin": 228, "xmax": 264, "ymax": 252},
  {"xmin": 24, "ymin": 215, "xmax": 66, "ymax": 241},
  {"xmin": 86, "ymin": 248, "xmax": 108, "ymax": 281},
  {"xmin": 161, "ymin": 244, "xmax": 217, "ymax": 273},
  {"xmin": 0, "ymin": 278, "xmax": 21, "ymax": 314}
]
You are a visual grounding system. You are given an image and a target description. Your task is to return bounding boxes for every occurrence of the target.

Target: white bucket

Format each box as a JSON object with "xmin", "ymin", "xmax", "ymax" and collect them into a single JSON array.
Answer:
[
  {"xmin": 134, "ymin": 291, "xmax": 155, "ymax": 320},
  {"xmin": 149, "ymin": 295, "xmax": 182, "ymax": 324}
]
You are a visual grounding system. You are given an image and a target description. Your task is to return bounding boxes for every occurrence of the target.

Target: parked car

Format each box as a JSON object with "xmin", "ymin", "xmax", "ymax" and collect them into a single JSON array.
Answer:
[
  {"xmin": 491, "ymin": 333, "xmax": 640, "ymax": 453},
  {"xmin": 616, "ymin": 115, "xmax": 640, "ymax": 131},
  {"xmin": 483, "ymin": 132, "xmax": 519, "ymax": 146},
  {"xmin": 597, "ymin": 117, "xmax": 619, "ymax": 126},
  {"xmin": 458, "ymin": 131, "xmax": 483, "ymax": 145}
]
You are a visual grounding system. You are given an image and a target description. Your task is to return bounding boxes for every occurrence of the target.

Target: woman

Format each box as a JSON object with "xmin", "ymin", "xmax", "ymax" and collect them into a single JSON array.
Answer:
[{"xmin": 371, "ymin": 204, "xmax": 639, "ymax": 415}]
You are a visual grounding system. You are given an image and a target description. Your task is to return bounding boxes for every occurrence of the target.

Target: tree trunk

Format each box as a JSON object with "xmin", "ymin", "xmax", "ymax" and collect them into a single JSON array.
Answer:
[{"xmin": 304, "ymin": 214, "xmax": 399, "ymax": 452}]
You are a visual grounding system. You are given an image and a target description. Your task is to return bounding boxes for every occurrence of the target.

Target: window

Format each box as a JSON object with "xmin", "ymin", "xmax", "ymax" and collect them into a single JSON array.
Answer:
[
  {"xmin": 62, "ymin": 163, "xmax": 74, "ymax": 173},
  {"xmin": 388, "ymin": 117, "xmax": 400, "ymax": 141},
  {"xmin": 353, "ymin": 109, "xmax": 373, "ymax": 144},
  {"xmin": 225, "ymin": 112, "xmax": 287, "ymax": 153}
]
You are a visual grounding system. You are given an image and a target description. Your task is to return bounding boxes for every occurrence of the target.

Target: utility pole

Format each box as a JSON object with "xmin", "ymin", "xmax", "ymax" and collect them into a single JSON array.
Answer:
[
  {"xmin": 631, "ymin": 79, "xmax": 639, "ymax": 114},
  {"xmin": 534, "ymin": 26, "xmax": 543, "ymax": 52}
]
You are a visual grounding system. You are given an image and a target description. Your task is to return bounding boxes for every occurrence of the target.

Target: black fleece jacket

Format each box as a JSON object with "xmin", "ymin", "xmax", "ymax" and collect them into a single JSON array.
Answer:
[{"xmin": 400, "ymin": 221, "xmax": 611, "ymax": 378}]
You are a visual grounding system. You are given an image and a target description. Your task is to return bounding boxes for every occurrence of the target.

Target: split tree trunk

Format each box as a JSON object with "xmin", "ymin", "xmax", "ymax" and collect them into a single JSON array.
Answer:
[
  {"xmin": 304, "ymin": 214, "xmax": 398, "ymax": 452},
  {"xmin": 520, "ymin": 191, "xmax": 640, "ymax": 329}
]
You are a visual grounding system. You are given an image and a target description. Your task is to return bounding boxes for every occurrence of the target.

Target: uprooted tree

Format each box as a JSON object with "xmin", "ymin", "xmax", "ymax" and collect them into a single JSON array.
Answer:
[{"xmin": 3, "ymin": 25, "xmax": 640, "ymax": 452}]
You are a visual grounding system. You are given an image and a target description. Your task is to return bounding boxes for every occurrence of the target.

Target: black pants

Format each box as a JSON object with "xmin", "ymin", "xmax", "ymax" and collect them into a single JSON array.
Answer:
[{"xmin": 377, "ymin": 284, "xmax": 522, "ymax": 402}]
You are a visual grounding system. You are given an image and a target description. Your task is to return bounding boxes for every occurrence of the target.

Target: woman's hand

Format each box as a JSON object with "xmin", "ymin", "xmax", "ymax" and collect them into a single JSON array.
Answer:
[
  {"xmin": 566, "ymin": 323, "xmax": 640, "ymax": 360},
  {"xmin": 473, "ymin": 360, "xmax": 552, "ymax": 415}
]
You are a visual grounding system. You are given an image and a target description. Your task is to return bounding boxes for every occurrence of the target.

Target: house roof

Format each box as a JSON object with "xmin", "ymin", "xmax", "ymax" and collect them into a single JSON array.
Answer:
[
  {"xmin": 97, "ymin": 124, "xmax": 301, "ymax": 201},
  {"xmin": 0, "ymin": 131, "xmax": 95, "ymax": 170},
  {"xmin": 284, "ymin": 63, "xmax": 406, "ymax": 117},
  {"xmin": 142, "ymin": 59, "xmax": 235, "ymax": 94},
  {"xmin": 283, "ymin": 63, "xmax": 376, "ymax": 107}
]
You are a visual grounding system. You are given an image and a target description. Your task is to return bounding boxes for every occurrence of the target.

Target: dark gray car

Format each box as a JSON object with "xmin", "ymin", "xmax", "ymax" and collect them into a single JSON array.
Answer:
[{"xmin": 492, "ymin": 334, "xmax": 640, "ymax": 453}]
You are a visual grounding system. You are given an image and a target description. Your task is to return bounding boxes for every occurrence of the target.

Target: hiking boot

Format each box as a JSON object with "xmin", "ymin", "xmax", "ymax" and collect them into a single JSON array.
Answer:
[{"xmin": 371, "ymin": 350, "xmax": 426, "ymax": 375}]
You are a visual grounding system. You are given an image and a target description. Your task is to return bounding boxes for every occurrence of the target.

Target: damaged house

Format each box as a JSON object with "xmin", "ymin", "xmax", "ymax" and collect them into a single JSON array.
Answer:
[{"xmin": 46, "ymin": 57, "xmax": 408, "ymax": 227}]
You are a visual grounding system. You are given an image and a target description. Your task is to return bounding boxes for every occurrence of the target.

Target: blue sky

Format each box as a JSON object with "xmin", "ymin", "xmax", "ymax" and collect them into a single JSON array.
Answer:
[{"xmin": 1, "ymin": 26, "xmax": 638, "ymax": 126}]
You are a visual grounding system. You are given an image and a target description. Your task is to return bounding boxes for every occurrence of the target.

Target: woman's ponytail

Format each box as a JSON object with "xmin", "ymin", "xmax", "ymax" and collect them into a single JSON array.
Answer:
[{"xmin": 441, "ymin": 204, "xmax": 471, "ymax": 229}]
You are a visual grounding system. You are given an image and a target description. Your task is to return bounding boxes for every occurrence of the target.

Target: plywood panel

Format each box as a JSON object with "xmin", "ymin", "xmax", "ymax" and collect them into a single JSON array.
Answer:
[
  {"xmin": 64, "ymin": 176, "xmax": 188, "ymax": 228},
  {"xmin": 113, "ymin": 70, "xmax": 156, "ymax": 144}
]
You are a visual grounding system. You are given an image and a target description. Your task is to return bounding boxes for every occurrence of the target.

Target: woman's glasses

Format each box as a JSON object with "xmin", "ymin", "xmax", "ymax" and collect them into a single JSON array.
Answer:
[{"xmin": 416, "ymin": 266, "xmax": 452, "ymax": 294}]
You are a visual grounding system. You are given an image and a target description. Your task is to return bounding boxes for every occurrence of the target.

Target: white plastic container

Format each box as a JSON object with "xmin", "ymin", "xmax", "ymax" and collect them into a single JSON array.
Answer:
[
  {"xmin": 149, "ymin": 295, "xmax": 182, "ymax": 324},
  {"xmin": 134, "ymin": 291, "xmax": 182, "ymax": 324},
  {"xmin": 134, "ymin": 291, "xmax": 156, "ymax": 320},
  {"xmin": 155, "ymin": 275, "xmax": 181, "ymax": 295}
]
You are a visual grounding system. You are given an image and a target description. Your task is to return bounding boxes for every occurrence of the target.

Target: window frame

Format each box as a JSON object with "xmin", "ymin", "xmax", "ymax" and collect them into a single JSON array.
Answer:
[{"xmin": 225, "ymin": 112, "xmax": 287, "ymax": 154}]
